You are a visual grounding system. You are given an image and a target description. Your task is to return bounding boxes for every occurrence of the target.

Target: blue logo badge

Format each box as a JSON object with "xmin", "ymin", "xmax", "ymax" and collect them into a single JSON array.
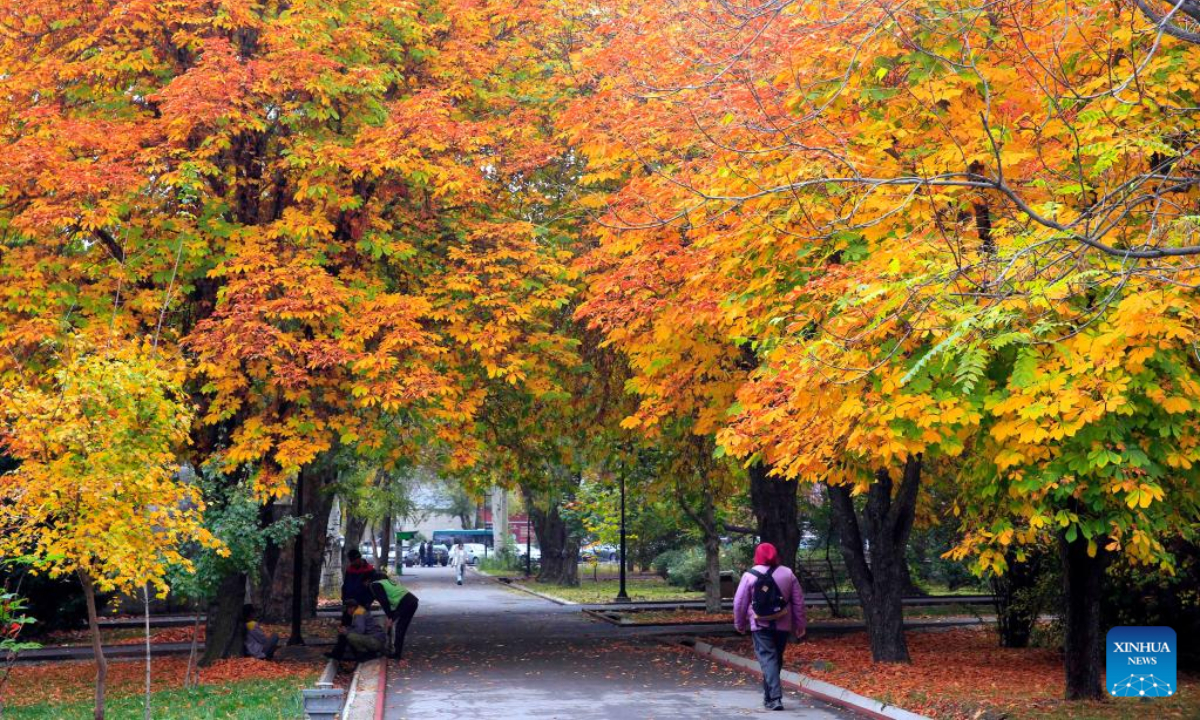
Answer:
[{"xmin": 1107, "ymin": 626, "xmax": 1177, "ymax": 697}]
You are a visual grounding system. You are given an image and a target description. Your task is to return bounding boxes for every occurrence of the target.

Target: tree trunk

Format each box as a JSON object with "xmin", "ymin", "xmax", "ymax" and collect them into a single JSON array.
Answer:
[
  {"xmin": 380, "ymin": 515, "xmax": 392, "ymax": 569},
  {"xmin": 525, "ymin": 487, "xmax": 578, "ymax": 586},
  {"xmin": 142, "ymin": 587, "xmax": 151, "ymax": 720},
  {"xmin": 261, "ymin": 465, "xmax": 336, "ymax": 621},
  {"xmin": 702, "ymin": 501, "xmax": 722, "ymax": 614},
  {"xmin": 677, "ymin": 473, "xmax": 723, "ymax": 613},
  {"xmin": 492, "ymin": 488, "xmax": 510, "ymax": 555},
  {"xmin": 200, "ymin": 571, "xmax": 246, "ymax": 666},
  {"xmin": 1061, "ymin": 531, "xmax": 1108, "ymax": 700},
  {"xmin": 900, "ymin": 557, "xmax": 924, "ymax": 596},
  {"xmin": 991, "ymin": 549, "xmax": 1044, "ymax": 649},
  {"xmin": 344, "ymin": 514, "xmax": 366, "ymax": 564},
  {"xmin": 79, "ymin": 572, "xmax": 107, "ymax": 720},
  {"xmin": 749, "ymin": 462, "xmax": 800, "ymax": 570},
  {"xmin": 826, "ymin": 455, "xmax": 922, "ymax": 663},
  {"xmin": 183, "ymin": 604, "xmax": 202, "ymax": 688}
]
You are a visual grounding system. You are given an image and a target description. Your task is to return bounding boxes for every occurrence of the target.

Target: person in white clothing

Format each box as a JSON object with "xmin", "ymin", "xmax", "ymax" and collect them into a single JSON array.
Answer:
[{"xmin": 449, "ymin": 542, "xmax": 467, "ymax": 585}]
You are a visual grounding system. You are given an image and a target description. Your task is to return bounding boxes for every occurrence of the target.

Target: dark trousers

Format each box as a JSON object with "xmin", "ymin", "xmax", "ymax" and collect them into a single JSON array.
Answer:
[
  {"xmin": 330, "ymin": 632, "xmax": 383, "ymax": 661},
  {"xmin": 389, "ymin": 593, "xmax": 419, "ymax": 659},
  {"xmin": 751, "ymin": 629, "xmax": 789, "ymax": 704}
]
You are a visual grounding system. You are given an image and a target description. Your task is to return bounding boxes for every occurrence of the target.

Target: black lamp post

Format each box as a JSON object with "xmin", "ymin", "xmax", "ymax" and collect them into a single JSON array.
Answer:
[
  {"xmin": 615, "ymin": 455, "xmax": 630, "ymax": 603},
  {"xmin": 526, "ymin": 513, "xmax": 532, "ymax": 578}
]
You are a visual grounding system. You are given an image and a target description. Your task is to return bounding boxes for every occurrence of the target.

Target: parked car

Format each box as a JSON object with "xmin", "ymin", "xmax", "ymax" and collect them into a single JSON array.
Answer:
[
  {"xmin": 516, "ymin": 545, "xmax": 541, "ymax": 561},
  {"xmin": 402, "ymin": 544, "xmax": 449, "ymax": 566},
  {"xmin": 402, "ymin": 546, "xmax": 421, "ymax": 567},
  {"xmin": 579, "ymin": 542, "xmax": 618, "ymax": 562},
  {"xmin": 463, "ymin": 543, "xmax": 487, "ymax": 565}
]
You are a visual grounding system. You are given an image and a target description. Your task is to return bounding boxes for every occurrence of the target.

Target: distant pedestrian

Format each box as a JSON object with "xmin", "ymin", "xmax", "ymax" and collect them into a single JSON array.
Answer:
[
  {"xmin": 342, "ymin": 547, "xmax": 377, "ymax": 612},
  {"xmin": 733, "ymin": 542, "xmax": 806, "ymax": 712},
  {"xmin": 369, "ymin": 571, "xmax": 420, "ymax": 660},
  {"xmin": 449, "ymin": 541, "xmax": 467, "ymax": 585},
  {"xmin": 420, "ymin": 541, "xmax": 431, "ymax": 567},
  {"xmin": 242, "ymin": 604, "xmax": 279, "ymax": 661},
  {"xmin": 326, "ymin": 598, "xmax": 386, "ymax": 662}
]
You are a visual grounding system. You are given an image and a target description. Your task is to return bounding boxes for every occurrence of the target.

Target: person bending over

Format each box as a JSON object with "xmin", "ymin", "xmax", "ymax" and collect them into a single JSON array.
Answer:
[{"xmin": 369, "ymin": 571, "xmax": 420, "ymax": 660}]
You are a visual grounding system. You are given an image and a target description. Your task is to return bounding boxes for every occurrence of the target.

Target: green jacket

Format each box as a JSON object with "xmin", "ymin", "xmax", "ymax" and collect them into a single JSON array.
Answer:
[{"xmin": 370, "ymin": 577, "xmax": 409, "ymax": 615}]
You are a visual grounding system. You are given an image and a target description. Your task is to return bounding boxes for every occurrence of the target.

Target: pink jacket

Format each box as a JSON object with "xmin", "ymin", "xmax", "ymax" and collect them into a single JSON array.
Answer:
[{"xmin": 733, "ymin": 564, "xmax": 807, "ymax": 634}]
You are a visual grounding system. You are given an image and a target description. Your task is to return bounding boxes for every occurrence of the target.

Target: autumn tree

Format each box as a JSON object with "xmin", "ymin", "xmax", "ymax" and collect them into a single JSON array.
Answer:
[
  {"xmin": 571, "ymin": 224, "xmax": 803, "ymax": 568},
  {"xmin": 0, "ymin": 344, "xmax": 218, "ymax": 720},
  {"xmin": 0, "ymin": 0, "xmax": 581, "ymax": 651},
  {"xmin": 566, "ymin": 0, "xmax": 1200, "ymax": 693}
]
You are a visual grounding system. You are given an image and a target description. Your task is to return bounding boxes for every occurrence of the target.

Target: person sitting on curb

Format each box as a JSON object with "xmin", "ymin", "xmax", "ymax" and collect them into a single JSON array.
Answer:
[
  {"xmin": 242, "ymin": 604, "xmax": 279, "ymax": 661},
  {"xmin": 326, "ymin": 598, "xmax": 386, "ymax": 662},
  {"xmin": 369, "ymin": 571, "xmax": 419, "ymax": 660}
]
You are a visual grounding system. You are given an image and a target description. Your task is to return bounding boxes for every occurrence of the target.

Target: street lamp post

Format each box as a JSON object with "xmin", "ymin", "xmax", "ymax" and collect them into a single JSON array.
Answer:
[
  {"xmin": 615, "ymin": 456, "xmax": 630, "ymax": 603},
  {"xmin": 526, "ymin": 514, "xmax": 532, "ymax": 577}
]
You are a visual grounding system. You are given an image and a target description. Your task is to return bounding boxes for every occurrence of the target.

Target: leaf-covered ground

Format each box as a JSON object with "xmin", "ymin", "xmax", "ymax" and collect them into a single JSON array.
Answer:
[
  {"xmin": 615, "ymin": 604, "xmax": 990, "ymax": 625},
  {"xmin": 713, "ymin": 627, "xmax": 1200, "ymax": 720},
  {"xmin": 1, "ymin": 652, "xmax": 327, "ymax": 718},
  {"xmin": 41, "ymin": 618, "xmax": 338, "ymax": 648}
]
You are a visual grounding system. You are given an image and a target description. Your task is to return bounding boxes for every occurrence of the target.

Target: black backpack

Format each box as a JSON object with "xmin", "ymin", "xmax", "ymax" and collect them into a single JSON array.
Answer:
[{"xmin": 749, "ymin": 566, "xmax": 788, "ymax": 621}]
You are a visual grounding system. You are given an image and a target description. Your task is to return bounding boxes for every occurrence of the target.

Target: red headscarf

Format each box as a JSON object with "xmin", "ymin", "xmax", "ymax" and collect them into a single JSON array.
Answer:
[{"xmin": 754, "ymin": 542, "xmax": 779, "ymax": 567}]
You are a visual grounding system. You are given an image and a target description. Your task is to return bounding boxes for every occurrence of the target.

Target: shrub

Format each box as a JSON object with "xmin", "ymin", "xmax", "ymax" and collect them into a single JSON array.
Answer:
[
  {"xmin": 666, "ymin": 548, "xmax": 708, "ymax": 590},
  {"xmin": 478, "ymin": 552, "xmax": 529, "ymax": 574},
  {"xmin": 651, "ymin": 549, "xmax": 685, "ymax": 580}
]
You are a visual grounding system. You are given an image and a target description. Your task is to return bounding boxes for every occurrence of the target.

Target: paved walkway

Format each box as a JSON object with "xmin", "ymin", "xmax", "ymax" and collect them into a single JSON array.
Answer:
[{"xmin": 383, "ymin": 567, "xmax": 852, "ymax": 719}]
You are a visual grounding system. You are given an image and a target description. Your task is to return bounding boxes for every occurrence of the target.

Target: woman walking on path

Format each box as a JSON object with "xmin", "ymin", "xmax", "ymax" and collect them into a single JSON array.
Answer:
[
  {"xmin": 449, "ymin": 541, "xmax": 468, "ymax": 585},
  {"xmin": 733, "ymin": 542, "xmax": 807, "ymax": 711}
]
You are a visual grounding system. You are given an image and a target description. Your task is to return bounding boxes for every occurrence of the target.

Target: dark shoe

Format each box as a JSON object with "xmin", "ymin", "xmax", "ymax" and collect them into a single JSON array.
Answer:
[{"xmin": 771, "ymin": 700, "xmax": 784, "ymax": 711}]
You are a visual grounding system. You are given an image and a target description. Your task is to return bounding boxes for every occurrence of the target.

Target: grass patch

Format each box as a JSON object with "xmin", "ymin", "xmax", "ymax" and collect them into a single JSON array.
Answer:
[
  {"xmin": 6, "ymin": 677, "xmax": 307, "ymax": 720},
  {"xmin": 477, "ymin": 555, "xmax": 526, "ymax": 574},
  {"xmin": 529, "ymin": 578, "xmax": 702, "ymax": 603},
  {"xmin": 2, "ymin": 654, "xmax": 322, "ymax": 719}
]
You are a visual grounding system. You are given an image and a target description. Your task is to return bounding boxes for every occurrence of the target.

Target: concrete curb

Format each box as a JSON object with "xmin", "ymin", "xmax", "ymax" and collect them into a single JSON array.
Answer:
[
  {"xmin": 684, "ymin": 639, "xmax": 932, "ymax": 720},
  {"xmin": 588, "ymin": 608, "xmax": 990, "ymax": 633},
  {"xmin": 317, "ymin": 658, "xmax": 339, "ymax": 688},
  {"xmin": 343, "ymin": 663, "xmax": 362, "ymax": 711},
  {"xmin": 339, "ymin": 657, "xmax": 381, "ymax": 720},
  {"xmin": 374, "ymin": 658, "xmax": 388, "ymax": 720}
]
